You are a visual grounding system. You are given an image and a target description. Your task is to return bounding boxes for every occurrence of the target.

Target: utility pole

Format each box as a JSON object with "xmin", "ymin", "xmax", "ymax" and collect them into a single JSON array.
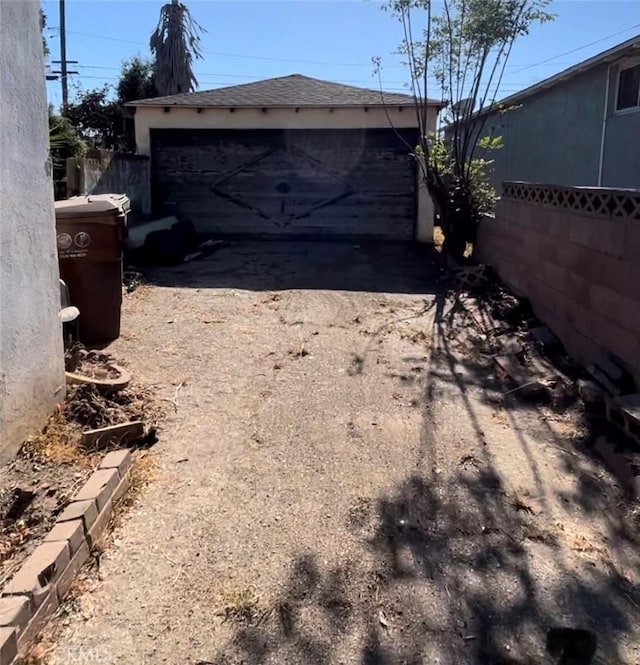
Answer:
[
  {"xmin": 59, "ymin": 0, "xmax": 67, "ymax": 106},
  {"xmin": 52, "ymin": 0, "xmax": 78, "ymax": 110}
]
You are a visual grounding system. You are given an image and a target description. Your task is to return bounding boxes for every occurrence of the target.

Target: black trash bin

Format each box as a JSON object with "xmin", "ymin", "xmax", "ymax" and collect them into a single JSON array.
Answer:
[{"xmin": 54, "ymin": 195, "xmax": 129, "ymax": 344}]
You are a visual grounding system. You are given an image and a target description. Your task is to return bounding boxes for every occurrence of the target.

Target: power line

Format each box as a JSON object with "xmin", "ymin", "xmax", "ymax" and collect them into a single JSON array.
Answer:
[
  {"xmin": 72, "ymin": 63, "xmax": 549, "ymax": 90},
  {"xmin": 55, "ymin": 23, "xmax": 640, "ymax": 100},
  {"xmin": 66, "ymin": 69, "xmax": 532, "ymax": 95},
  {"xmin": 60, "ymin": 29, "xmax": 589, "ymax": 72},
  {"xmin": 75, "ymin": 64, "xmax": 402, "ymax": 87},
  {"xmin": 56, "ymin": 25, "xmax": 640, "ymax": 76},
  {"xmin": 511, "ymin": 24, "xmax": 640, "ymax": 74},
  {"xmin": 61, "ymin": 74, "xmax": 411, "ymax": 92},
  {"xmin": 63, "ymin": 29, "xmax": 403, "ymax": 69}
]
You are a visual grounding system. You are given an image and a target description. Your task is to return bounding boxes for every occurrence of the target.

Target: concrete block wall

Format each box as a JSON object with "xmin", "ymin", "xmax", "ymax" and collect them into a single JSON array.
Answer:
[{"xmin": 476, "ymin": 182, "xmax": 640, "ymax": 376}]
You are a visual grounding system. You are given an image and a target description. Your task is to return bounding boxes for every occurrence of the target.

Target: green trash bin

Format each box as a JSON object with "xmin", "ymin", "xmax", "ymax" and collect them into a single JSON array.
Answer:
[{"xmin": 55, "ymin": 195, "xmax": 129, "ymax": 344}]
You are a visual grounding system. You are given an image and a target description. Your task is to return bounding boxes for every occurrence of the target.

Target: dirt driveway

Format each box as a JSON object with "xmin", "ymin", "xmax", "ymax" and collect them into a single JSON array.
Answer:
[{"xmin": 48, "ymin": 242, "xmax": 639, "ymax": 665}]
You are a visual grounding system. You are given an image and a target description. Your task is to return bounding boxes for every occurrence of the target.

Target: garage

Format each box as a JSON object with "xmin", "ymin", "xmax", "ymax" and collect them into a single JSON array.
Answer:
[
  {"xmin": 151, "ymin": 127, "xmax": 418, "ymax": 239},
  {"xmin": 132, "ymin": 75, "xmax": 442, "ymax": 241}
]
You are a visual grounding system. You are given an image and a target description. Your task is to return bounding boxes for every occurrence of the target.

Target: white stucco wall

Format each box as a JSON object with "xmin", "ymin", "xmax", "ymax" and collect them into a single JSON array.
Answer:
[
  {"xmin": 134, "ymin": 105, "xmax": 438, "ymax": 242},
  {"xmin": 0, "ymin": 0, "xmax": 65, "ymax": 463}
]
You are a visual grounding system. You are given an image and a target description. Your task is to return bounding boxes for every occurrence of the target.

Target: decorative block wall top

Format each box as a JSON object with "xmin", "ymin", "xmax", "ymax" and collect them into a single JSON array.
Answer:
[{"xmin": 503, "ymin": 182, "xmax": 640, "ymax": 221}]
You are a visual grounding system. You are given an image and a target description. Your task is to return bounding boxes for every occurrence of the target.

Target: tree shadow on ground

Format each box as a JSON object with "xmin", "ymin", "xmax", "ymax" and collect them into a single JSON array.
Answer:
[
  {"xmin": 208, "ymin": 471, "xmax": 638, "ymax": 664},
  {"xmin": 206, "ymin": 291, "xmax": 640, "ymax": 665}
]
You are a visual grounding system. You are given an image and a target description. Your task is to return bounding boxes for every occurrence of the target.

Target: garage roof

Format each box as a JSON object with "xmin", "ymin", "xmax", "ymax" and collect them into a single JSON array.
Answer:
[{"xmin": 129, "ymin": 74, "xmax": 442, "ymax": 108}]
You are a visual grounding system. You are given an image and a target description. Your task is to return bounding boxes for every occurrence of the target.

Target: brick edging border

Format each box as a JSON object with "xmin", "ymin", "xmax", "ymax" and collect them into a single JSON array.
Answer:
[{"xmin": 0, "ymin": 449, "xmax": 133, "ymax": 663}]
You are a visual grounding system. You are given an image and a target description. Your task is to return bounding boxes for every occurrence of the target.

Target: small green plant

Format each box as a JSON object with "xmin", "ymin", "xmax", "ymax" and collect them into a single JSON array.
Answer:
[
  {"xmin": 49, "ymin": 112, "xmax": 85, "ymax": 198},
  {"xmin": 419, "ymin": 133, "xmax": 501, "ymax": 254}
]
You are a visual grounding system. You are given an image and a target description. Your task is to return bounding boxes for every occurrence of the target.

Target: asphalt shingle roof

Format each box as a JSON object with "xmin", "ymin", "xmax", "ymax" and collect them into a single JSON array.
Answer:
[{"xmin": 129, "ymin": 74, "xmax": 441, "ymax": 108}]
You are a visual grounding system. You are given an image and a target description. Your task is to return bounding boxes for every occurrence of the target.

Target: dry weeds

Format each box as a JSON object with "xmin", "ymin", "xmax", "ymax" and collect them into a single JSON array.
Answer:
[
  {"xmin": 433, "ymin": 225, "xmax": 445, "ymax": 251},
  {"xmin": 567, "ymin": 533, "xmax": 608, "ymax": 557},
  {"xmin": 111, "ymin": 452, "xmax": 159, "ymax": 527},
  {"xmin": 21, "ymin": 410, "xmax": 92, "ymax": 468},
  {"xmin": 215, "ymin": 584, "xmax": 272, "ymax": 626},
  {"xmin": 16, "ymin": 640, "xmax": 55, "ymax": 665}
]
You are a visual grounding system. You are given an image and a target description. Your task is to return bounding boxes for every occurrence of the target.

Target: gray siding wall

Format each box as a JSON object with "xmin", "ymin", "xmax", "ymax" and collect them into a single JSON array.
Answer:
[
  {"xmin": 601, "ymin": 63, "xmax": 640, "ymax": 189},
  {"xmin": 462, "ymin": 61, "xmax": 640, "ymax": 192}
]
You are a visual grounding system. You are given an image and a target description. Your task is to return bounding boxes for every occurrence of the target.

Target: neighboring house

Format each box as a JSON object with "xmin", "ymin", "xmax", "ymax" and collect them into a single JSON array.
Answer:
[
  {"xmin": 447, "ymin": 35, "xmax": 640, "ymax": 192},
  {"xmin": 129, "ymin": 75, "xmax": 442, "ymax": 242},
  {"xmin": 0, "ymin": 1, "xmax": 65, "ymax": 463}
]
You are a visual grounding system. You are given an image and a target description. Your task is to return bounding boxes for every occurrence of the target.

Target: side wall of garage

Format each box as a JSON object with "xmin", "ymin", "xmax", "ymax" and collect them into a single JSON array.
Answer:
[{"xmin": 133, "ymin": 106, "xmax": 437, "ymax": 243}]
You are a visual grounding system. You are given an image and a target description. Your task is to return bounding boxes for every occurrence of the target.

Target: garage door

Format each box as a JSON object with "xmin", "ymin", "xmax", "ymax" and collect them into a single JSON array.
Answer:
[{"xmin": 151, "ymin": 128, "xmax": 417, "ymax": 239}]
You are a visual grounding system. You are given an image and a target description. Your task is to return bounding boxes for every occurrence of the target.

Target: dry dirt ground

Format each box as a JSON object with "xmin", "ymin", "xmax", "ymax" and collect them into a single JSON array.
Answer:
[{"xmin": 45, "ymin": 241, "xmax": 639, "ymax": 665}]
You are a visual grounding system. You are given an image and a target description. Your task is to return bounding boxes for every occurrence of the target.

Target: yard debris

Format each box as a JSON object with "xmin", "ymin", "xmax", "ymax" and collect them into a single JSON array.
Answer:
[
  {"xmin": 347, "ymin": 353, "xmax": 364, "ymax": 376},
  {"xmin": 459, "ymin": 274, "xmax": 584, "ymax": 408},
  {"xmin": 126, "ymin": 215, "xmax": 228, "ymax": 267},
  {"xmin": 613, "ymin": 394, "xmax": 640, "ymax": 422},
  {"xmin": 496, "ymin": 335, "xmax": 523, "ymax": 356},
  {"xmin": 577, "ymin": 379, "xmax": 607, "ymax": 406},
  {"xmin": 593, "ymin": 436, "xmax": 639, "ymax": 496},
  {"xmin": 65, "ymin": 365, "xmax": 131, "ymax": 393},
  {"xmin": 127, "ymin": 215, "xmax": 181, "ymax": 251},
  {"xmin": 64, "ymin": 383, "xmax": 161, "ymax": 432},
  {"xmin": 494, "ymin": 355, "xmax": 556, "ymax": 399},
  {"xmin": 64, "ymin": 346, "xmax": 132, "ymax": 393},
  {"xmin": 587, "ymin": 357, "xmax": 636, "ymax": 398},
  {"xmin": 288, "ymin": 345, "xmax": 309, "ymax": 359},
  {"xmin": 123, "ymin": 271, "xmax": 145, "ymax": 294},
  {"xmin": 169, "ymin": 379, "xmax": 188, "ymax": 413},
  {"xmin": 586, "ymin": 364, "xmax": 621, "ymax": 397},
  {"xmin": 607, "ymin": 394, "xmax": 640, "ymax": 443},
  {"xmin": 1, "ymin": 363, "xmax": 162, "ymax": 601},
  {"xmin": 596, "ymin": 356, "xmax": 624, "ymax": 381},
  {"xmin": 81, "ymin": 421, "xmax": 145, "ymax": 452},
  {"xmin": 185, "ymin": 238, "xmax": 229, "ymax": 263},
  {"xmin": 215, "ymin": 585, "xmax": 262, "ymax": 625},
  {"xmin": 529, "ymin": 326, "xmax": 558, "ymax": 348},
  {"xmin": 457, "ymin": 296, "xmax": 507, "ymax": 338},
  {"xmin": 453, "ymin": 264, "xmax": 488, "ymax": 290}
]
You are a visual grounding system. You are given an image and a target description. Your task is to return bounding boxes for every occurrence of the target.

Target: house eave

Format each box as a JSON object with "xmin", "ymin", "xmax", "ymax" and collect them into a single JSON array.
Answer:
[{"xmin": 127, "ymin": 101, "xmax": 443, "ymax": 110}]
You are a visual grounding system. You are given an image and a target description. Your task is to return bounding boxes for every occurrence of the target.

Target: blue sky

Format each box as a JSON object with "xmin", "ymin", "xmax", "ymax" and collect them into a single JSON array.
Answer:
[{"xmin": 42, "ymin": 0, "xmax": 640, "ymax": 109}]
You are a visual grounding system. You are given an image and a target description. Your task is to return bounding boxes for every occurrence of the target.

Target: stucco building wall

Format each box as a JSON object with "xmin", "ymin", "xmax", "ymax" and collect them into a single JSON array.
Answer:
[{"xmin": 0, "ymin": 0, "xmax": 65, "ymax": 463}]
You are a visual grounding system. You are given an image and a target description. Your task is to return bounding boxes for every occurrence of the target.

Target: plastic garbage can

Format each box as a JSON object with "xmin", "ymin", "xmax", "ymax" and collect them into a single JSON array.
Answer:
[{"xmin": 54, "ymin": 195, "xmax": 129, "ymax": 344}]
